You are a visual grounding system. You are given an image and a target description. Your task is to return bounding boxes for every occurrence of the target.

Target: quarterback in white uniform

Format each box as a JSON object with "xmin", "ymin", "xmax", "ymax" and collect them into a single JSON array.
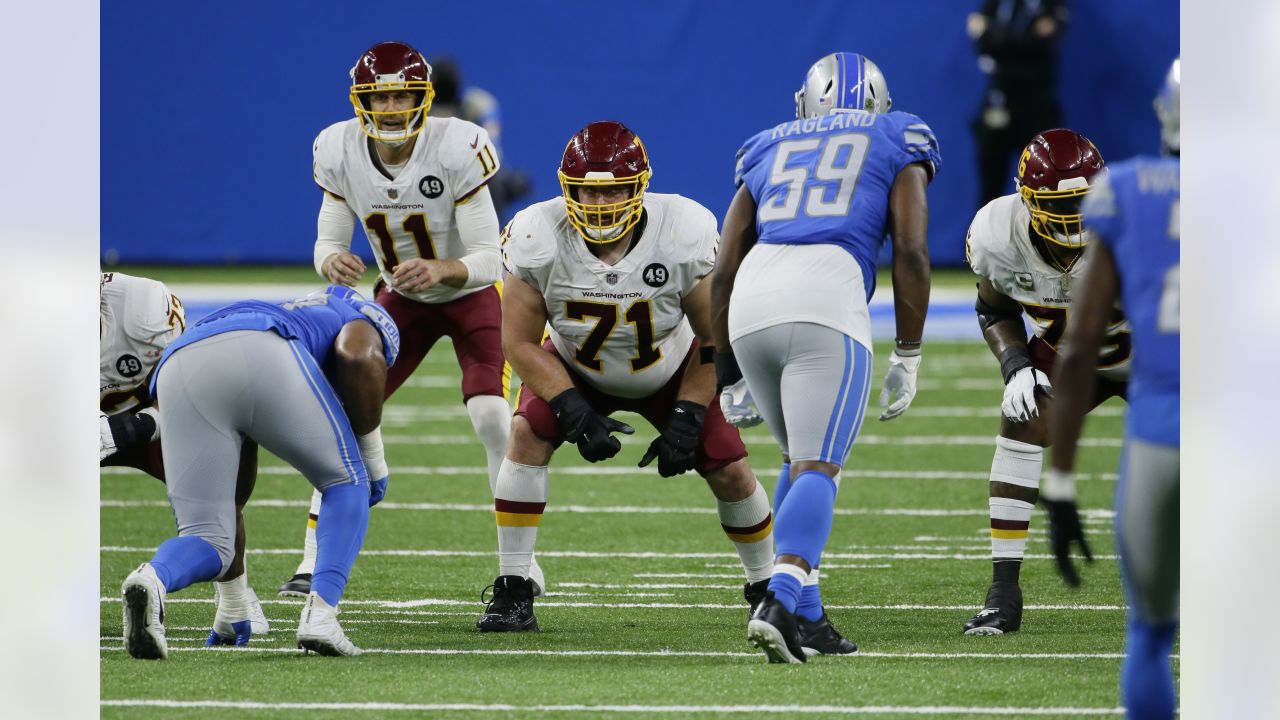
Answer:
[
  {"xmin": 282, "ymin": 40, "xmax": 526, "ymax": 597},
  {"xmin": 961, "ymin": 129, "xmax": 1131, "ymax": 636},
  {"xmin": 474, "ymin": 121, "xmax": 776, "ymax": 633},
  {"xmin": 99, "ymin": 271, "xmax": 269, "ymax": 643}
]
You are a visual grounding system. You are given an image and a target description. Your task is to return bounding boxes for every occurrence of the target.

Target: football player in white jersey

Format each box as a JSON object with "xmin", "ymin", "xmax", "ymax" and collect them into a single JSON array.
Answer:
[
  {"xmin": 100, "ymin": 272, "xmax": 269, "ymax": 644},
  {"xmin": 961, "ymin": 129, "xmax": 1130, "ymax": 635},
  {"xmin": 282, "ymin": 40, "xmax": 538, "ymax": 596},
  {"xmin": 475, "ymin": 121, "xmax": 777, "ymax": 633}
]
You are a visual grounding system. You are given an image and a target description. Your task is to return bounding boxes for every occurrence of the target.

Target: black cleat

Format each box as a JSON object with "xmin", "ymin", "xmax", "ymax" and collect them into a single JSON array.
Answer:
[
  {"xmin": 746, "ymin": 593, "xmax": 807, "ymax": 664},
  {"xmin": 476, "ymin": 575, "xmax": 539, "ymax": 632},
  {"xmin": 278, "ymin": 572, "xmax": 312, "ymax": 598},
  {"xmin": 797, "ymin": 613, "xmax": 858, "ymax": 656},
  {"xmin": 963, "ymin": 581, "xmax": 1024, "ymax": 636},
  {"xmin": 744, "ymin": 579, "xmax": 769, "ymax": 618}
]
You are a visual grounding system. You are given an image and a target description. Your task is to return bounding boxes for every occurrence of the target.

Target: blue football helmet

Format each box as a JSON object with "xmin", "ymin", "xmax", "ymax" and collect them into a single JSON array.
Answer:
[
  {"xmin": 325, "ymin": 285, "xmax": 400, "ymax": 368},
  {"xmin": 796, "ymin": 52, "xmax": 892, "ymax": 119},
  {"xmin": 1154, "ymin": 57, "xmax": 1180, "ymax": 155}
]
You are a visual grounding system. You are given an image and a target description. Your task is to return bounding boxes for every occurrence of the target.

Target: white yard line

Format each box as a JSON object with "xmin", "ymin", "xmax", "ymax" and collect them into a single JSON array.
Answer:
[
  {"xmin": 376, "ymin": 404, "xmax": 1124, "ymax": 420},
  {"xmin": 99, "ymin": 545, "xmax": 1120, "ymax": 561},
  {"xmin": 100, "ymin": 698, "xmax": 1125, "ymax": 715},
  {"xmin": 98, "ymin": 595, "xmax": 1125, "ymax": 611},
  {"xmin": 96, "ymin": 498, "xmax": 1116, "ymax": 523},
  {"xmin": 376, "ymin": 434, "xmax": 1124, "ymax": 448},
  {"xmin": 101, "ymin": 466, "xmax": 1120, "ymax": 484},
  {"xmin": 96, "ymin": 646, "xmax": 1135, "ymax": 660}
]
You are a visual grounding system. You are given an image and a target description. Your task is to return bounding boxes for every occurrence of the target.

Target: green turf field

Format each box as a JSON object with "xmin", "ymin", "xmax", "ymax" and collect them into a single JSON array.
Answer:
[{"xmin": 100, "ymin": 272, "xmax": 1170, "ymax": 718}]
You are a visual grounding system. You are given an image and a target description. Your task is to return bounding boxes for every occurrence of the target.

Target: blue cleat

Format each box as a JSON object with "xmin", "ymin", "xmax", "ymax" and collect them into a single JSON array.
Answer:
[{"xmin": 206, "ymin": 618, "xmax": 252, "ymax": 647}]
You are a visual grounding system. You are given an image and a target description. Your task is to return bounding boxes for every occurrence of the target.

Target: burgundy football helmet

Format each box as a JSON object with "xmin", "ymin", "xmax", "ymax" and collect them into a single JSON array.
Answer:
[
  {"xmin": 1016, "ymin": 129, "xmax": 1106, "ymax": 248},
  {"xmin": 348, "ymin": 41, "xmax": 435, "ymax": 145},
  {"xmin": 557, "ymin": 121, "xmax": 651, "ymax": 244}
]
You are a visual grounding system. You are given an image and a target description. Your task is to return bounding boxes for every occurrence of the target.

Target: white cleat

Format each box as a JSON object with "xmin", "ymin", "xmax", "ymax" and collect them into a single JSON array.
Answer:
[
  {"xmin": 213, "ymin": 583, "xmax": 270, "ymax": 636},
  {"xmin": 529, "ymin": 555, "xmax": 547, "ymax": 598},
  {"xmin": 121, "ymin": 563, "xmax": 168, "ymax": 660},
  {"xmin": 297, "ymin": 592, "xmax": 362, "ymax": 657},
  {"xmin": 247, "ymin": 587, "xmax": 270, "ymax": 635}
]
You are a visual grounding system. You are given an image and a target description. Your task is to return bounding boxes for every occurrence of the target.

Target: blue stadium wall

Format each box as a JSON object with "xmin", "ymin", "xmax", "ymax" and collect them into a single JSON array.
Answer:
[{"xmin": 102, "ymin": 0, "xmax": 1178, "ymax": 267}]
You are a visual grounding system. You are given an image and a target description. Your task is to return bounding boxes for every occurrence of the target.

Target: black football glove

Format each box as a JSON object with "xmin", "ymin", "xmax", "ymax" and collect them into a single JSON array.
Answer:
[
  {"xmin": 1042, "ymin": 497, "xmax": 1094, "ymax": 587},
  {"xmin": 549, "ymin": 388, "xmax": 634, "ymax": 463},
  {"xmin": 638, "ymin": 401, "xmax": 705, "ymax": 477}
]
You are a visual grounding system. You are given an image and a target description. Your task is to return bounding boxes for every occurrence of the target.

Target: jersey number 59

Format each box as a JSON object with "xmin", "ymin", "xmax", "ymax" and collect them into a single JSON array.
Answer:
[{"xmin": 758, "ymin": 133, "xmax": 871, "ymax": 223}]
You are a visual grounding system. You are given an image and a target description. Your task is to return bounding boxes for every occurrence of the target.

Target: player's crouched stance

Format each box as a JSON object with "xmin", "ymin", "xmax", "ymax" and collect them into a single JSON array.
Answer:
[
  {"xmin": 475, "ymin": 121, "xmax": 777, "ymax": 632},
  {"xmin": 121, "ymin": 286, "xmax": 398, "ymax": 659},
  {"xmin": 961, "ymin": 129, "xmax": 1128, "ymax": 636},
  {"xmin": 100, "ymin": 272, "xmax": 270, "ymax": 643}
]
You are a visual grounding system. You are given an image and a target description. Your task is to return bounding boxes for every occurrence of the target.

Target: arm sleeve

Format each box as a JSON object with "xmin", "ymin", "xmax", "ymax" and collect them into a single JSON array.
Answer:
[
  {"xmin": 454, "ymin": 184, "xmax": 503, "ymax": 288},
  {"xmin": 897, "ymin": 113, "xmax": 943, "ymax": 181},
  {"xmin": 313, "ymin": 191, "xmax": 357, "ymax": 277}
]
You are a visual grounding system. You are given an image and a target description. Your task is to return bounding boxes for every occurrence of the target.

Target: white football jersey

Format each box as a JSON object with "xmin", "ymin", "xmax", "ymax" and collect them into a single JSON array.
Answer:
[
  {"xmin": 100, "ymin": 272, "xmax": 185, "ymax": 414},
  {"xmin": 966, "ymin": 194, "xmax": 1131, "ymax": 379},
  {"xmin": 313, "ymin": 116, "xmax": 500, "ymax": 304},
  {"xmin": 503, "ymin": 193, "xmax": 718, "ymax": 399}
]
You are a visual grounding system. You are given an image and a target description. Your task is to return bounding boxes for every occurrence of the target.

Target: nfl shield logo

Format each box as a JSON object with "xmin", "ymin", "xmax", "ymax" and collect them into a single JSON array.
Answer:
[
  {"xmin": 1015, "ymin": 273, "xmax": 1034, "ymax": 290},
  {"xmin": 387, "ymin": 188, "xmax": 399, "ymax": 200},
  {"xmin": 605, "ymin": 272, "xmax": 619, "ymax": 285}
]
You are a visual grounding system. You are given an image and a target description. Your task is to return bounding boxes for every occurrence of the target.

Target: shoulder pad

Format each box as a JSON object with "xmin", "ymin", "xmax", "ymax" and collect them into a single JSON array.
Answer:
[
  {"xmin": 501, "ymin": 199, "xmax": 560, "ymax": 278},
  {"xmin": 312, "ymin": 121, "xmax": 352, "ymax": 195},
  {"xmin": 120, "ymin": 276, "xmax": 182, "ymax": 340}
]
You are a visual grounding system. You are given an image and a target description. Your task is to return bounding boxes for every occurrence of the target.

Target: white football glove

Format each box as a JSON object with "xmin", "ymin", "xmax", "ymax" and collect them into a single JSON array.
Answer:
[
  {"xmin": 1002, "ymin": 366, "xmax": 1053, "ymax": 422},
  {"xmin": 99, "ymin": 413, "xmax": 116, "ymax": 461},
  {"xmin": 719, "ymin": 378, "xmax": 763, "ymax": 428},
  {"xmin": 879, "ymin": 349, "xmax": 921, "ymax": 421}
]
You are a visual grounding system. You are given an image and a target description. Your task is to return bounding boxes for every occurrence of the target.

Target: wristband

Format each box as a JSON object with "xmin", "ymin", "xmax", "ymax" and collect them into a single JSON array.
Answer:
[
  {"xmin": 714, "ymin": 352, "xmax": 742, "ymax": 392},
  {"xmin": 998, "ymin": 345, "xmax": 1034, "ymax": 384},
  {"xmin": 1042, "ymin": 466, "xmax": 1077, "ymax": 502},
  {"xmin": 357, "ymin": 426, "xmax": 389, "ymax": 480}
]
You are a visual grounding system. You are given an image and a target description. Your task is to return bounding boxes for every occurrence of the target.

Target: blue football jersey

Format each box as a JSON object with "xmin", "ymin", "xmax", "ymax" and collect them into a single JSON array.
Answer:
[
  {"xmin": 735, "ymin": 110, "xmax": 941, "ymax": 299},
  {"xmin": 1082, "ymin": 156, "xmax": 1180, "ymax": 447},
  {"xmin": 151, "ymin": 286, "xmax": 398, "ymax": 396}
]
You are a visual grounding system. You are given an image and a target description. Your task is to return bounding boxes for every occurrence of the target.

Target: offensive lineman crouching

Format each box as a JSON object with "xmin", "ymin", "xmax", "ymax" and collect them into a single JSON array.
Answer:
[
  {"xmin": 961, "ymin": 129, "xmax": 1130, "ymax": 636},
  {"xmin": 475, "ymin": 121, "xmax": 777, "ymax": 633}
]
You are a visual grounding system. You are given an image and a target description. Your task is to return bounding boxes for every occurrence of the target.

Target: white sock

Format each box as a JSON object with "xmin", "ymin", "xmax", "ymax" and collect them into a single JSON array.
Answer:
[
  {"xmin": 467, "ymin": 394, "xmax": 512, "ymax": 496},
  {"xmin": 716, "ymin": 480, "xmax": 774, "ymax": 583},
  {"xmin": 295, "ymin": 488, "xmax": 322, "ymax": 576},
  {"xmin": 772, "ymin": 562, "xmax": 809, "ymax": 585},
  {"xmin": 215, "ymin": 572, "xmax": 249, "ymax": 620},
  {"xmin": 989, "ymin": 436, "xmax": 1042, "ymax": 562},
  {"xmin": 494, "ymin": 459, "xmax": 548, "ymax": 578}
]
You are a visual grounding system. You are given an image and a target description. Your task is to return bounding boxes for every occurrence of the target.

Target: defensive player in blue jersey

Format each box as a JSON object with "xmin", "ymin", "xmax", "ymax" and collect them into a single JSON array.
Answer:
[
  {"xmin": 711, "ymin": 52, "xmax": 939, "ymax": 663},
  {"xmin": 1044, "ymin": 58, "xmax": 1180, "ymax": 719},
  {"xmin": 119, "ymin": 286, "xmax": 400, "ymax": 659}
]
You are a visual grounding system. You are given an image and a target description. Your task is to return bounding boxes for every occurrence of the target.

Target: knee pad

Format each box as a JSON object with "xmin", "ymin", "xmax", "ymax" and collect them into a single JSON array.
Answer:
[{"xmin": 467, "ymin": 395, "xmax": 512, "ymax": 444}]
